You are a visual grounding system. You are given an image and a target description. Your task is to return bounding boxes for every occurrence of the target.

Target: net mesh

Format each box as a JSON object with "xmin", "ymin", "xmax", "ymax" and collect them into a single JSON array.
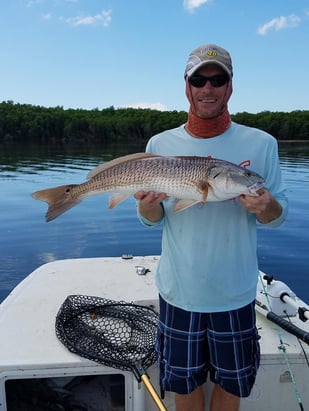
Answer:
[{"xmin": 55, "ymin": 295, "xmax": 159, "ymax": 373}]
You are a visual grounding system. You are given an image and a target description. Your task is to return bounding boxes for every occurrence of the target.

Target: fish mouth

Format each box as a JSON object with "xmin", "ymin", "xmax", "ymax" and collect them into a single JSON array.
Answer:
[{"xmin": 248, "ymin": 182, "xmax": 264, "ymax": 194}]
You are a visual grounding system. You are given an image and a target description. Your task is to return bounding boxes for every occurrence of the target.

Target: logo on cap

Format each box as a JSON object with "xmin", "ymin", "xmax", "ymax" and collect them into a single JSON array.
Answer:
[{"xmin": 207, "ymin": 50, "xmax": 217, "ymax": 57}]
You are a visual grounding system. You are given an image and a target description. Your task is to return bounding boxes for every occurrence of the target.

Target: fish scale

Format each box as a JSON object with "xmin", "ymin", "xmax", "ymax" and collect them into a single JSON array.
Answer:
[{"xmin": 87, "ymin": 158, "xmax": 198, "ymax": 197}]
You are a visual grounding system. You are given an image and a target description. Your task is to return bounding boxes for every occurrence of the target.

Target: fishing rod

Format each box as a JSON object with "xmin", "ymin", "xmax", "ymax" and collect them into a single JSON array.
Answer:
[
  {"xmin": 256, "ymin": 302, "xmax": 309, "ymax": 345},
  {"xmin": 256, "ymin": 274, "xmax": 309, "ymax": 345},
  {"xmin": 256, "ymin": 274, "xmax": 308, "ymax": 411}
]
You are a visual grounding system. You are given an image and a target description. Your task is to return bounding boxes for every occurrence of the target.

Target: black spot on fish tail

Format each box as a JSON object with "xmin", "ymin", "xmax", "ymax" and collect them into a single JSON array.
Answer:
[{"xmin": 32, "ymin": 184, "xmax": 81, "ymax": 222}]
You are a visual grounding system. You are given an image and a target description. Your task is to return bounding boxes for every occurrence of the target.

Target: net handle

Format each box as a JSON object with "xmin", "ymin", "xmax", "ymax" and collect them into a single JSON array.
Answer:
[
  {"xmin": 131, "ymin": 362, "xmax": 167, "ymax": 411},
  {"xmin": 141, "ymin": 374, "xmax": 167, "ymax": 411}
]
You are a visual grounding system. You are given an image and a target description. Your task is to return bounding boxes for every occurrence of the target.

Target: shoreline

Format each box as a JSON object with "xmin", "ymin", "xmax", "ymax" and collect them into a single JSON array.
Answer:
[{"xmin": 278, "ymin": 140, "xmax": 309, "ymax": 143}]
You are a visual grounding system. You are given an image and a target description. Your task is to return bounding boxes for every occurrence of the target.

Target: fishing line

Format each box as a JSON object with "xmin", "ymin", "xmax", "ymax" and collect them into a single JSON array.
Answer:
[{"xmin": 258, "ymin": 273, "xmax": 305, "ymax": 411}]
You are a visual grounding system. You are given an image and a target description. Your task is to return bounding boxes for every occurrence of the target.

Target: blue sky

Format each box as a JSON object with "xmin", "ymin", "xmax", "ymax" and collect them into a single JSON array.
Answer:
[{"xmin": 0, "ymin": 0, "xmax": 308, "ymax": 114}]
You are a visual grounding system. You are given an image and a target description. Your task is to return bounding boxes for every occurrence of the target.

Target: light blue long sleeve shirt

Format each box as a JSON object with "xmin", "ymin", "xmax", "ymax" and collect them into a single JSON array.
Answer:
[{"xmin": 138, "ymin": 122, "xmax": 288, "ymax": 312}]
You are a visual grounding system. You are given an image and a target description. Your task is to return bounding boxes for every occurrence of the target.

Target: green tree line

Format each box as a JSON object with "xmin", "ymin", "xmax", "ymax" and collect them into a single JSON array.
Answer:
[{"xmin": 0, "ymin": 101, "xmax": 308, "ymax": 145}]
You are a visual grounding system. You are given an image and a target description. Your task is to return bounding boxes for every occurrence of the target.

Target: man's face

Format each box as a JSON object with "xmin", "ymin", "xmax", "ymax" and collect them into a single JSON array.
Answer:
[{"xmin": 187, "ymin": 63, "xmax": 231, "ymax": 119}]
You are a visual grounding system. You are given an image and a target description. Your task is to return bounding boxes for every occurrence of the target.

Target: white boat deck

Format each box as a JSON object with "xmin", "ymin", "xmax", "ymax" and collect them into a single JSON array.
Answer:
[
  {"xmin": 0, "ymin": 256, "xmax": 160, "ymax": 371},
  {"xmin": 0, "ymin": 256, "xmax": 308, "ymax": 410}
]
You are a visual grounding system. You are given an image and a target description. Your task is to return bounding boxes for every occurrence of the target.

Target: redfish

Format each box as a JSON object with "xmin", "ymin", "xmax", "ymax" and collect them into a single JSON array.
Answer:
[{"xmin": 32, "ymin": 153, "xmax": 264, "ymax": 222}]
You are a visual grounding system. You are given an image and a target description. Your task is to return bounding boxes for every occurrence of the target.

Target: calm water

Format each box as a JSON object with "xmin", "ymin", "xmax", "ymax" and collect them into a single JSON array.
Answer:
[{"xmin": 0, "ymin": 142, "xmax": 309, "ymax": 303}]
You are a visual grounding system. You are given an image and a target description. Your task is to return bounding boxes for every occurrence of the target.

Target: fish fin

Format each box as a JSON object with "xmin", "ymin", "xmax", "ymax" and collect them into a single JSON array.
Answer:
[
  {"xmin": 197, "ymin": 181, "xmax": 209, "ymax": 203},
  {"xmin": 174, "ymin": 199, "xmax": 201, "ymax": 212},
  {"xmin": 32, "ymin": 184, "xmax": 81, "ymax": 222},
  {"xmin": 87, "ymin": 153, "xmax": 160, "ymax": 179},
  {"xmin": 201, "ymin": 186, "xmax": 209, "ymax": 202},
  {"xmin": 108, "ymin": 193, "xmax": 131, "ymax": 209}
]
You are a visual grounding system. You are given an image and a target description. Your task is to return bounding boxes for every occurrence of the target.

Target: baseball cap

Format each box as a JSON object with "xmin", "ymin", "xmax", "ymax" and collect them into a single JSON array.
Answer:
[{"xmin": 184, "ymin": 44, "xmax": 233, "ymax": 78}]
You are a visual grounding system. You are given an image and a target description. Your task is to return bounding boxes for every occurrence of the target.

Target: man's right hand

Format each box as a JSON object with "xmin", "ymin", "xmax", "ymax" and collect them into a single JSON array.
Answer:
[{"xmin": 134, "ymin": 191, "xmax": 167, "ymax": 222}]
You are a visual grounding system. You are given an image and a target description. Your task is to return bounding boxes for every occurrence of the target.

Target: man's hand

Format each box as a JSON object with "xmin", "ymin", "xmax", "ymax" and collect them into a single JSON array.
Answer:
[
  {"xmin": 239, "ymin": 189, "xmax": 282, "ymax": 224},
  {"xmin": 134, "ymin": 191, "xmax": 167, "ymax": 223}
]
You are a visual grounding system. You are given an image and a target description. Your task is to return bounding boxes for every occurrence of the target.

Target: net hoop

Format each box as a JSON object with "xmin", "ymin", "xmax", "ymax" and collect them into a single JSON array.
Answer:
[{"xmin": 55, "ymin": 295, "xmax": 159, "ymax": 372}]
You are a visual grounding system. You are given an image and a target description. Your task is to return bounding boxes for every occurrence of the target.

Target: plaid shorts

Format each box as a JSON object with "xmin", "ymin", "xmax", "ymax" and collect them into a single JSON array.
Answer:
[{"xmin": 156, "ymin": 296, "xmax": 260, "ymax": 397}]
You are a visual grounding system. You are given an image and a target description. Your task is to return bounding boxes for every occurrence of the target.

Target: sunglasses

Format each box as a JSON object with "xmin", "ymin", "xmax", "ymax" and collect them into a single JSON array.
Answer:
[{"xmin": 188, "ymin": 74, "xmax": 229, "ymax": 88}]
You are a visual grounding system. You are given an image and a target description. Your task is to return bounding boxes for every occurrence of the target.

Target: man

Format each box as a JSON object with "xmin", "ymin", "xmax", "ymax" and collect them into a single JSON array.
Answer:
[{"xmin": 135, "ymin": 44, "xmax": 288, "ymax": 411}]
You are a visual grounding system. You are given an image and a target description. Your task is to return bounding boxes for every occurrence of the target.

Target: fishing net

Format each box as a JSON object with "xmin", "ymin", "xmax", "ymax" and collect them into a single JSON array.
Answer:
[{"xmin": 55, "ymin": 295, "xmax": 159, "ymax": 378}]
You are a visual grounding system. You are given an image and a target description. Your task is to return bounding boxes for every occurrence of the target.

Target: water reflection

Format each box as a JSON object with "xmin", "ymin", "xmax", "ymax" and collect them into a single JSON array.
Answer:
[
  {"xmin": 0, "ymin": 142, "xmax": 144, "ymax": 171},
  {"xmin": 257, "ymin": 144, "xmax": 309, "ymax": 300}
]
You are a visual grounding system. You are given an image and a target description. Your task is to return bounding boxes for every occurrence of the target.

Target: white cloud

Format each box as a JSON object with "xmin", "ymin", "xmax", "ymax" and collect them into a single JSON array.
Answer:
[
  {"xmin": 183, "ymin": 0, "xmax": 211, "ymax": 12},
  {"xmin": 257, "ymin": 14, "xmax": 300, "ymax": 35},
  {"xmin": 41, "ymin": 12, "xmax": 53, "ymax": 20},
  {"xmin": 26, "ymin": 0, "xmax": 43, "ymax": 6},
  {"xmin": 63, "ymin": 9, "xmax": 112, "ymax": 27},
  {"xmin": 123, "ymin": 102, "xmax": 167, "ymax": 111}
]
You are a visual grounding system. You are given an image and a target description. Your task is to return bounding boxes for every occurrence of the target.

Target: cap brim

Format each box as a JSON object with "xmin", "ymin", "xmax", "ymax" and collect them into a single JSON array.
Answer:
[{"xmin": 186, "ymin": 60, "xmax": 231, "ymax": 78}]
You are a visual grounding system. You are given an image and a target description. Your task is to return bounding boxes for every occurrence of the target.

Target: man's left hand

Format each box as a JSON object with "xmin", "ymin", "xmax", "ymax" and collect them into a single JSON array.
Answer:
[{"xmin": 239, "ymin": 189, "xmax": 282, "ymax": 224}]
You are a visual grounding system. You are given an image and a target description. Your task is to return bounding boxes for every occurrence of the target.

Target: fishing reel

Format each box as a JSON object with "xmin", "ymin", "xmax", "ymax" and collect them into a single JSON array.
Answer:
[{"xmin": 257, "ymin": 275, "xmax": 298, "ymax": 317}]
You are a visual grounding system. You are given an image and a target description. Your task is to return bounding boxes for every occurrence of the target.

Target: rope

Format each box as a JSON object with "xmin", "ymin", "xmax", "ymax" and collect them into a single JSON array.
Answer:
[{"xmin": 258, "ymin": 274, "xmax": 305, "ymax": 411}]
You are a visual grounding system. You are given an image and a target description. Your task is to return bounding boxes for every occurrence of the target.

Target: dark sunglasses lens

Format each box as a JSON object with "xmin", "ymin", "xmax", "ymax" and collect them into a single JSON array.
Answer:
[
  {"xmin": 211, "ymin": 75, "xmax": 228, "ymax": 87},
  {"xmin": 189, "ymin": 75, "xmax": 228, "ymax": 88},
  {"xmin": 189, "ymin": 76, "xmax": 207, "ymax": 88}
]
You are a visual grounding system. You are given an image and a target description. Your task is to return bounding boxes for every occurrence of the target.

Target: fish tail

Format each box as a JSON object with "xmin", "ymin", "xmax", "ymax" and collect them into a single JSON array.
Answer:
[{"xmin": 32, "ymin": 184, "xmax": 80, "ymax": 222}]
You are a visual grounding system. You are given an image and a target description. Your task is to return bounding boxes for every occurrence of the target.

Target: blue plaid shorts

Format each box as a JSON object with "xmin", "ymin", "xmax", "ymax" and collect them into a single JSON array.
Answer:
[{"xmin": 156, "ymin": 296, "xmax": 260, "ymax": 397}]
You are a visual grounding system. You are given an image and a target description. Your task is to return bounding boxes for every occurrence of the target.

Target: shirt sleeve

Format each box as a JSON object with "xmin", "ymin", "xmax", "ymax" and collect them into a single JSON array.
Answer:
[
  {"xmin": 136, "ymin": 201, "xmax": 164, "ymax": 227},
  {"xmin": 261, "ymin": 138, "xmax": 288, "ymax": 228}
]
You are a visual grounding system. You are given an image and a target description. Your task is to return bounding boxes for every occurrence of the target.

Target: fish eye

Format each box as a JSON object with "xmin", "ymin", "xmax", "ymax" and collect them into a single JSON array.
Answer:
[{"xmin": 209, "ymin": 167, "xmax": 222, "ymax": 179}]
